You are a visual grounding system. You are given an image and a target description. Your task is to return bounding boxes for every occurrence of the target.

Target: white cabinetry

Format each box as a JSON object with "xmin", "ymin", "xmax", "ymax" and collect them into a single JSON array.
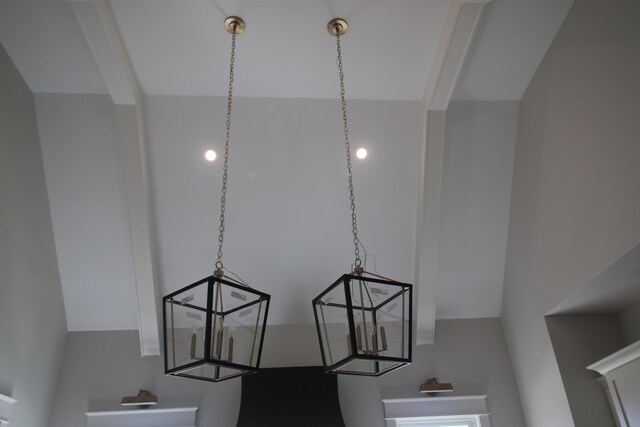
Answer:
[
  {"xmin": 0, "ymin": 393, "xmax": 17, "ymax": 424},
  {"xmin": 589, "ymin": 341, "xmax": 640, "ymax": 427}
]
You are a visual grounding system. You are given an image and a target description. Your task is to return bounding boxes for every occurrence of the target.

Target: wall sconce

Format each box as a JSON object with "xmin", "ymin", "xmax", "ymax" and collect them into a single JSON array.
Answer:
[
  {"xmin": 419, "ymin": 378, "xmax": 453, "ymax": 394},
  {"xmin": 120, "ymin": 389, "xmax": 158, "ymax": 406}
]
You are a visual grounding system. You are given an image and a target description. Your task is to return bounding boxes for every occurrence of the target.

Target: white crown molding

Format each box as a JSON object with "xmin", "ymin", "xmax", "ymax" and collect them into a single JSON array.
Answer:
[
  {"xmin": 85, "ymin": 407, "xmax": 198, "ymax": 427},
  {"xmin": 0, "ymin": 393, "xmax": 17, "ymax": 424},
  {"xmin": 587, "ymin": 340, "xmax": 640, "ymax": 376},
  {"xmin": 0, "ymin": 396, "xmax": 15, "ymax": 405}
]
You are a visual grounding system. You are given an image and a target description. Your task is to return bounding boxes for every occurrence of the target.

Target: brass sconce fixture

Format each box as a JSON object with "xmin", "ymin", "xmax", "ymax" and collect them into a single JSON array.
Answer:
[
  {"xmin": 120, "ymin": 389, "xmax": 158, "ymax": 406},
  {"xmin": 419, "ymin": 378, "xmax": 454, "ymax": 394}
]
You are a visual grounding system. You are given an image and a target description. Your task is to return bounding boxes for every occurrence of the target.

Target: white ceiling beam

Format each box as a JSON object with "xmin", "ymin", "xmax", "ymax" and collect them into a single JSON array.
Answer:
[
  {"xmin": 66, "ymin": 0, "xmax": 139, "ymax": 105},
  {"xmin": 414, "ymin": 0, "xmax": 491, "ymax": 345},
  {"xmin": 424, "ymin": 0, "xmax": 491, "ymax": 110},
  {"xmin": 67, "ymin": 0, "xmax": 160, "ymax": 356},
  {"xmin": 113, "ymin": 104, "xmax": 161, "ymax": 357},
  {"xmin": 414, "ymin": 109, "xmax": 446, "ymax": 345}
]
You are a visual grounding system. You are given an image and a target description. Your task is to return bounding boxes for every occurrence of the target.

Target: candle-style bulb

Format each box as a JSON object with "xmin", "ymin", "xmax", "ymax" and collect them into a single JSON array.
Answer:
[
  {"xmin": 370, "ymin": 321, "xmax": 377, "ymax": 353},
  {"xmin": 228, "ymin": 325, "xmax": 235, "ymax": 362},
  {"xmin": 345, "ymin": 323, "xmax": 351, "ymax": 354},
  {"xmin": 190, "ymin": 322, "xmax": 198, "ymax": 358},
  {"xmin": 378, "ymin": 315, "xmax": 388, "ymax": 351},
  {"xmin": 214, "ymin": 317, "xmax": 224, "ymax": 359},
  {"xmin": 355, "ymin": 314, "xmax": 363, "ymax": 350}
]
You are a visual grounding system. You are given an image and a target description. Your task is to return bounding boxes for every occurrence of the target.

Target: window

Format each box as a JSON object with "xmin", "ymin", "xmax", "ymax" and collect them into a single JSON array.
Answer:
[
  {"xmin": 397, "ymin": 415, "xmax": 479, "ymax": 427},
  {"xmin": 383, "ymin": 396, "xmax": 491, "ymax": 427}
]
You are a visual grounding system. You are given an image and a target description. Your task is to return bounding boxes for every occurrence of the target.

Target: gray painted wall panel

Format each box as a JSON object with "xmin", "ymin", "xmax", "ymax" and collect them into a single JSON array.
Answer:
[
  {"xmin": 619, "ymin": 298, "xmax": 640, "ymax": 345},
  {"xmin": 438, "ymin": 101, "xmax": 519, "ymax": 319},
  {"xmin": 546, "ymin": 314, "xmax": 627, "ymax": 427},
  {"xmin": 49, "ymin": 319, "xmax": 525, "ymax": 427},
  {"xmin": 0, "ymin": 44, "xmax": 67, "ymax": 427},
  {"xmin": 34, "ymin": 93, "xmax": 139, "ymax": 331},
  {"xmin": 502, "ymin": 0, "xmax": 640, "ymax": 425}
]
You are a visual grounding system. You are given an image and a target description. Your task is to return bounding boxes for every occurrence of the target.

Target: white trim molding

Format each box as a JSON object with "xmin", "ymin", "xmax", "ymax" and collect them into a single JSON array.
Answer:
[
  {"xmin": 0, "ymin": 393, "xmax": 17, "ymax": 424},
  {"xmin": 383, "ymin": 395, "xmax": 491, "ymax": 427},
  {"xmin": 587, "ymin": 340, "xmax": 640, "ymax": 376},
  {"xmin": 85, "ymin": 407, "xmax": 197, "ymax": 427},
  {"xmin": 414, "ymin": 0, "xmax": 492, "ymax": 345},
  {"xmin": 66, "ymin": 0, "xmax": 161, "ymax": 356},
  {"xmin": 588, "ymin": 341, "xmax": 640, "ymax": 427}
]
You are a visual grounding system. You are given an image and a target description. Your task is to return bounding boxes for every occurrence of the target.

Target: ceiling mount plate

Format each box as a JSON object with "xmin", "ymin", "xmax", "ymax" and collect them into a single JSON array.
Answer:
[
  {"xmin": 224, "ymin": 16, "xmax": 246, "ymax": 34},
  {"xmin": 327, "ymin": 18, "xmax": 348, "ymax": 36}
]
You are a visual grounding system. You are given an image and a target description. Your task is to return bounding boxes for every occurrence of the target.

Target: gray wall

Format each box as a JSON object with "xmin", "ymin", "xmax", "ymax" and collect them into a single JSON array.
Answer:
[
  {"xmin": 546, "ymin": 315, "xmax": 627, "ymax": 427},
  {"xmin": 0, "ymin": 45, "xmax": 67, "ymax": 426},
  {"xmin": 502, "ymin": 0, "xmax": 640, "ymax": 426},
  {"xmin": 618, "ymin": 298, "xmax": 640, "ymax": 344},
  {"xmin": 48, "ymin": 331, "xmax": 241, "ymax": 427},
  {"xmin": 339, "ymin": 318, "xmax": 526, "ymax": 427},
  {"xmin": 33, "ymin": 93, "xmax": 139, "ymax": 332},
  {"xmin": 438, "ymin": 101, "xmax": 518, "ymax": 319},
  {"xmin": 49, "ymin": 318, "xmax": 525, "ymax": 427}
]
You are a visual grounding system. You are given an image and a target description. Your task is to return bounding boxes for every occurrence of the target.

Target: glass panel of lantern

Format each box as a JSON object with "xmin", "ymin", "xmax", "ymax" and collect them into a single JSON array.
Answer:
[
  {"xmin": 163, "ymin": 275, "xmax": 270, "ymax": 382},
  {"xmin": 312, "ymin": 273, "xmax": 412, "ymax": 376}
]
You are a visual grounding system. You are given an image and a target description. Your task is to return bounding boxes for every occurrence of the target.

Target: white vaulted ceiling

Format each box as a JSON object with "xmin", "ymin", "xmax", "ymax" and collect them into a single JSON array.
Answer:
[
  {"xmin": 0, "ymin": 0, "xmax": 107, "ymax": 94},
  {"xmin": 0, "ymin": 0, "xmax": 574, "ymax": 334},
  {"xmin": 0, "ymin": 0, "xmax": 572, "ymax": 101},
  {"xmin": 452, "ymin": 0, "xmax": 573, "ymax": 100},
  {"xmin": 107, "ymin": 0, "xmax": 449, "ymax": 100}
]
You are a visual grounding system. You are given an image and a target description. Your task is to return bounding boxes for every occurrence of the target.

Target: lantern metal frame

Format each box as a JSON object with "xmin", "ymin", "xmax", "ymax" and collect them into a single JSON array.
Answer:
[
  {"xmin": 163, "ymin": 274, "xmax": 270, "ymax": 383},
  {"xmin": 312, "ymin": 17, "xmax": 414, "ymax": 377},
  {"xmin": 161, "ymin": 15, "xmax": 271, "ymax": 384},
  {"xmin": 312, "ymin": 272, "xmax": 412, "ymax": 376}
]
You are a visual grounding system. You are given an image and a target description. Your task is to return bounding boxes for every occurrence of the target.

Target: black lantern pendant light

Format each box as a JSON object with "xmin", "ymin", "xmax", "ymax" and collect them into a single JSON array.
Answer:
[
  {"xmin": 162, "ymin": 17, "xmax": 270, "ymax": 383},
  {"xmin": 312, "ymin": 18, "xmax": 413, "ymax": 377}
]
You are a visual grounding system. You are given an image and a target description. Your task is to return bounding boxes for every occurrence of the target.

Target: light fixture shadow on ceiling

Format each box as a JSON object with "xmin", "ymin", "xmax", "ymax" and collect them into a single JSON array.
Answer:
[
  {"xmin": 322, "ymin": 0, "xmax": 366, "ymax": 22},
  {"xmin": 209, "ymin": 0, "xmax": 228, "ymax": 20}
]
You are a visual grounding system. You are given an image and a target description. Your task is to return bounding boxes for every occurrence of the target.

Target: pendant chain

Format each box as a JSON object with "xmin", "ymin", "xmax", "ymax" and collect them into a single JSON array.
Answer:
[
  {"xmin": 215, "ymin": 29, "xmax": 237, "ymax": 272},
  {"xmin": 336, "ymin": 34, "xmax": 361, "ymax": 268}
]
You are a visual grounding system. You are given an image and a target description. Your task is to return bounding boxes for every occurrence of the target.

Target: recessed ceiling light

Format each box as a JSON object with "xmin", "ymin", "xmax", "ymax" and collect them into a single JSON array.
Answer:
[
  {"xmin": 205, "ymin": 149, "xmax": 217, "ymax": 162},
  {"xmin": 356, "ymin": 148, "xmax": 367, "ymax": 159}
]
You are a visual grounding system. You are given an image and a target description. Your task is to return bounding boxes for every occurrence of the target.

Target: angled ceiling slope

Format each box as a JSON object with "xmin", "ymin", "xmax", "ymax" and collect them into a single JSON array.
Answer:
[{"xmin": 1, "ymin": 0, "xmax": 575, "ymax": 354}]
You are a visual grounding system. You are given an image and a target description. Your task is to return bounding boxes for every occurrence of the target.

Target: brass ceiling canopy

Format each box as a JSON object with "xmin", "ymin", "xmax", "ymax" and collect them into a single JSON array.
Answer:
[
  {"xmin": 327, "ymin": 18, "xmax": 348, "ymax": 36},
  {"xmin": 224, "ymin": 16, "xmax": 246, "ymax": 34}
]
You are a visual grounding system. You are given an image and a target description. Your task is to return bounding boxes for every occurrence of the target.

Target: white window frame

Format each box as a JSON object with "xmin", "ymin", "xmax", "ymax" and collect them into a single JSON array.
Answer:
[
  {"xmin": 85, "ymin": 407, "xmax": 198, "ymax": 427},
  {"xmin": 383, "ymin": 395, "xmax": 491, "ymax": 427},
  {"xmin": 396, "ymin": 414, "xmax": 480, "ymax": 427}
]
